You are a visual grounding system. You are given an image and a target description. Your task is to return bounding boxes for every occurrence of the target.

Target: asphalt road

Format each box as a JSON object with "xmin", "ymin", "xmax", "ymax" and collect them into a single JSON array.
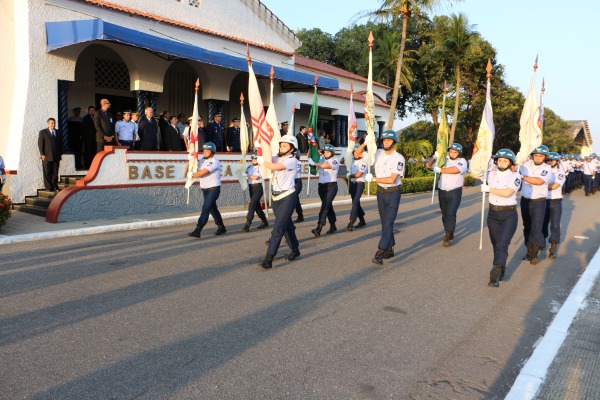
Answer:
[{"xmin": 1, "ymin": 186, "xmax": 599, "ymax": 399}]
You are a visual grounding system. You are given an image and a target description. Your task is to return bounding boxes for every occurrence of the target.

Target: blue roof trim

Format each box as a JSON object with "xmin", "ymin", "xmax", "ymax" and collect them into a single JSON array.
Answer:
[{"xmin": 45, "ymin": 19, "xmax": 338, "ymax": 90}]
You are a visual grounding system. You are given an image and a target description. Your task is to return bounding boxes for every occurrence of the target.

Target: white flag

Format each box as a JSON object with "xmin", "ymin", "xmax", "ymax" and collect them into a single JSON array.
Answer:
[
  {"xmin": 470, "ymin": 79, "xmax": 495, "ymax": 178},
  {"xmin": 515, "ymin": 60, "xmax": 542, "ymax": 165}
]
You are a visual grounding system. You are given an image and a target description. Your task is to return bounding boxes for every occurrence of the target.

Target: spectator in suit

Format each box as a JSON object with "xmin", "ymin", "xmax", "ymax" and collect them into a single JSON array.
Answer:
[
  {"xmin": 67, "ymin": 107, "xmax": 83, "ymax": 169},
  {"xmin": 0, "ymin": 154, "xmax": 5, "ymax": 192},
  {"xmin": 93, "ymin": 98, "xmax": 114, "ymax": 152},
  {"xmin": 159, "ymin": 111, "xmax": 170, "ymax": 149},
  {"xmin": 138, "ymin": 107, "xmax": 159, "ymax": 150},
  {"xmin": 38, "ymin": 118, "xmax": 63, "ymax": 191},
  {"xmin": 165, "ymin": 115, "xmax": 182, "ymax": 151},
  {"xmin": 296, "ymin": 126, "xmax": 309, "ymax": 153},
  {"xmin": 280, "ymin": 121, "xmax": 289, "ymax": 136},
  {"xmin": 82, "ymin": 105, "xmax": 96, "ymax": 168}
]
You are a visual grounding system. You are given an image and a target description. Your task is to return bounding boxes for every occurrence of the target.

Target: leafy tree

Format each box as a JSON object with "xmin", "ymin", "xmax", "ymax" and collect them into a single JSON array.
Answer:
[
  {"xmin": 373, "ymin": 30, "xmax": 416, "ymax": 90},
  {"xmin": 295, "ymin": 28, "xmax": 335, "ymax": 63},
  {"xmin": 543, "ymin": 108, "xmax": 577, "ymax": 153}
]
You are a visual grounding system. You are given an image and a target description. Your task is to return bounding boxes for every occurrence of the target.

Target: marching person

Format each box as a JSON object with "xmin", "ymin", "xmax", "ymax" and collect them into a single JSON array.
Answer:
[
  {"xmin": 480, "ymin": 149, "xmax": 522, "ymax": 287},
  {"xmin": 310, "ymin": 143, "xmax": 340, "ymax": 237},
  {"xmin": 365, "ymin": 130, "xmax": 405, "ymax": 265},
  {"xmin": 293, "ymin": 149, "xmax": 305, "ymax": 222},
  {"xmin": 259, "ymin": 135, "xmax": 301, "ymax": 269},
  {"xmin": 427, "ymin": 143, "xmax": 468, "ymax": 247},
  {"xmin": 347, "ymin": 142, "xmax": 368, "ymax": 231},
  {"xmin": 519, "ymin": 144, "xmax": 552, "ymax": 265},
  {"xmin": 543, "ymin": 152, "xmax": 566, "ymax": 259},
  {"xmin": 581, "ymin": 155, "xmax": 594, "ymax": 196},
  {"xmin": 243, "ymin": 153, "xmax": 268, "ymax": 232},
  {"xmin": 188, "ymin": 142, "xmax": 227, "ymax": 239}
]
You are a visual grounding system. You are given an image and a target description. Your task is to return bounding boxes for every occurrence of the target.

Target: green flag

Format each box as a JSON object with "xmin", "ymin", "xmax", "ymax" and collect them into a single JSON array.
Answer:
[
  {"xmin": 307, "ymin": 84, "xmax": 320, "ymax": 175},
  {"xmin": 436, "ymin": 95, "xmax": 449, "ymax": 168}
]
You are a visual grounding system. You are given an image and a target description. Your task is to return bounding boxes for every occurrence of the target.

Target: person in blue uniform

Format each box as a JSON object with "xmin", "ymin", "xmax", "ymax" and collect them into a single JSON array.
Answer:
[
  {"xmin": 543, "ymin": 152, "xmax": 566, "ymax": 259},
  {"xmin": 480, "ymin": 149, "xmax": 522, "ymax": 287},
  {"xmin": 347, "ymin": 142, "xmax": 368, "ymax": 231},
  {"xmin": 206, "ymin": 113, "xmax": 225, "ymax": 152},
  {"xmin": 259, "ymin": 135, "xmax": 301, "ymax": 269},
  {"xmin": 293, "ymin": 149, "xmax": 305, "ymax": 222},
  {"xmin": 226, "ymin": 117, "xmax": 241, "ymax": 152},
  {"xmin": 582, "ymin": 154, "xmax": 595, "ymax": 196},
  {"xmin": 519, "ymin": 144, "xmax": 552, "ymax": 264},
  {"xmin": 243, "ymin": 153, "xmax": 268, "ymax": 232},
  {"xmin": 188, "ymin": 142, "xmax": 227, "ymax": 238},
  {"xmin": 365, "ymin": 130, "xmax": 405, "ymax": 265},
  {"xmin": 427, "ymin": 143, "xmax": 468, "ymax": 246},
  {"xmin": 310, "ymin": 143, "xmax": 340, "ymax": 237}
]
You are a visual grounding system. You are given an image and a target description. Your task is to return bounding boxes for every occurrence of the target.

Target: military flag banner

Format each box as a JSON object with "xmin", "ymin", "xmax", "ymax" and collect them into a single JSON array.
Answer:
[
  {"xmin": 470, "ymin": 60, "xmax": 495, "ymax": 179},
  {"xmin": 515, "ymin": 56, "xmax": 542, "ymax": 165},
  {"xmin": 185, "ymin": 78, "xmax": 200, "ymax": 203},
  {"xmin": 364, "ymin": 31, "xmax": 377, "ymax": 167},
  {"xmin": 345, "ymin": 82, "xmax": 358, "ymax": 171}
]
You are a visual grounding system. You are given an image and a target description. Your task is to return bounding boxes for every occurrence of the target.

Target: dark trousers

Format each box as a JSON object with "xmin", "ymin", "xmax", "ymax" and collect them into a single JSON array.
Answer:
[
  {"xmin": 438, "ymin": 187, "xmax": 462, "ymax": 233},
  {"xmin": 488, "ymin": 209, "xmax": 518, "ymax": 266},
  {"xmin": 119, "ymin": 140, "xmax": 134, "ymax": 150},
  {"xmin": 294, "ymin": 178, "xmax": 303, "ymax": 217},
  {"xmin": 84, "ymin": 141, "xmax": 96, "ymax": 169},
  {"xmin": 247, "ymin": 185, "xmax": 266, "ymax": 221},
  {"xmin": 594, "ymin": 174, "xmax": 600, "ymax": 189},
  {"xmin": 349, "ymin": 181, "xmax": 365, "ymax": 222},
  {"xmin": 377, "ymin": 189, "xmax": 401, "ymax": 250},
  {"xmin": 42, "ymin": 160, "xmax": 60, "ymax": 190},
  {"xmin": 197, "ymin": 187, "xmax": 223, "ymax": 226},
  {"xmin": 267, "ymin": 193, "xmax": 299, "ymax": 256},
  {"xmin": 543, "ymin": 199, "xmax": 562, "ymax": 244},
  {"xmin": 521, "ymin": 198, "xmax": 547, "ymax": 248},
  {"xmin": 68, "ymin": 136, "xmax": 82, "ymax": 169},
  {"xmin": 96, "ymin": 141, "xmax": 105, "ymax": 153},
  {"xmin": 317, "ymin": 183, "xmax": 338, "ymax": 225},
  {"xmin": 583, "ymin": 174, "xmax": 593, "ymax": 194}
]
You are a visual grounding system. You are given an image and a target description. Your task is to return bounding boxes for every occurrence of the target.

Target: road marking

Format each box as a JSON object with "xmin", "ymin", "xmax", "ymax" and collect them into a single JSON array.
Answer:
[{"xmin": 574, "ymin": 236, "xmax": 589, "ymax": 239}]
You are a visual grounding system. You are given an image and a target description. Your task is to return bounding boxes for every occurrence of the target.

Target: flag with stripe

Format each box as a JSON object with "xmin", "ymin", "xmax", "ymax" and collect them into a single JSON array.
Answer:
[
  {"xmin": 364, "ymin": 31, "xmax": 377, "ymax": 166},
  {"xmin": 247, "ymin": 57, "xmax": 272, "ymax": 164},
  {"xmin": 470, "ymin": 78, "xmax": 495, "ymax": 178}
]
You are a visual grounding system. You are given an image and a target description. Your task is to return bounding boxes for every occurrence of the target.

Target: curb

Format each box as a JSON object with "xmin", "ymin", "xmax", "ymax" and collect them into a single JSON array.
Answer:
[
  {"xmin": 0, "ymin": 197, "xmax": 377, "ymax": 245},
  {"xmin": 504, "ymin": 245, "xmax": 600, "ymax": 399}
]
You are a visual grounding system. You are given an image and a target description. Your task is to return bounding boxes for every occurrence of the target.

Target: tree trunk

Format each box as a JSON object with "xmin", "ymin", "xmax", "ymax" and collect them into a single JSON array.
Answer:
[
  {"xmin": 431, "ymin": 109, "xmax": 438, "ymax": 131},
  {"xmin": 449, "ymin": 62, "xmax": 460, "ymax": 145},
  {"xmin": 386, "ymin": 11, "xmax": 409, "ymax": 130}
]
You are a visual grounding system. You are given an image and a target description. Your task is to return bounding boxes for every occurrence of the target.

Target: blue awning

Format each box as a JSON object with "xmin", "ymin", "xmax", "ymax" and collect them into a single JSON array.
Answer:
[{"xmin": 45, "ymin": 19, "xmax": 338, "ymax": 90}]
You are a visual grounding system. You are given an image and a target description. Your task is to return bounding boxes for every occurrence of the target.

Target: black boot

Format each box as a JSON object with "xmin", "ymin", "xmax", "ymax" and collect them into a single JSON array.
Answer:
[
  {"xmin": 383, "ymin": 247, "xmax": 394, "ymax": 259},
  {"xmin": 260, "ymin": 254, "xmax": 274, "ymax": 269},
  {"xmin": 257, "ymin": 218, "xmax": 269, "ymax": 229},
  {"xmin": 188, "ymin": 223, "xmax": 205, "ymax": 238},
  {"xmin": 443, "ymin": 231, "xmax": 451, "ymax": 247},
  {"xmin": 523, "ymin": 245, "xmax": 532, "ymax": 261},
  {"xmin": 215, "ymin": 223, "xmax": 226, "ymax": 235},
  {"xmin": 355, "ymin": 217, "xmax": 366, "ymax": 228},
  {"xmin": 530, "ymin": 245, "xmax": 540, "ymax": 265},
  {"xmin": 326, "ymin": 223, "xmax": 337, "ymax": 234},
  {"xmin": 312, "ymin": 223, "xmax": 324, "ymax": 238},
  {"xmin": 500, "ymin": 265, "xmax": 506, "ymax": 281},
  {"xmin": 243, "ymin": 220, "xmax": 252, "ymax": 233},
  {"xmin": 549, "ymin": 241, "xmax": 558, "ymax": 259},
  {"xmin": 372, "ymin": 248, "xmax": 386, "ymax": 265},
  {"xmin": 295, "ymin": 214, "xmax": 304, "ymax": 223},
  {"xmin": 488, "ymin": 265, "xmax": 503, "ymax": 287},
  {"xmin": 346, "ymin": 220, "xmax": 355, "ymax": 232},
  {"xmin": 285, "ymin": 248, "xmax": 301, "ymax": 261}
]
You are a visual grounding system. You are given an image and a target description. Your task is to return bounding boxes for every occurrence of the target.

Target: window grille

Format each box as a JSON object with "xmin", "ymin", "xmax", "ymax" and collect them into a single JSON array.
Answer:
[{"xmin": 94, "ymin": 58, "xmax": 130, "ymax": 90}]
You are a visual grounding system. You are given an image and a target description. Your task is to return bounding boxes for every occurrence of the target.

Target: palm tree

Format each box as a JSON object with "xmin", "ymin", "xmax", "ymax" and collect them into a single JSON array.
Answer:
[
  {"xmin": 369, "ymin": 0, "xmax": 462, "ymax": 130},
  {"xmin": 440, "ymin": 13, "xmax": 479, "ymax": 145},
  {"xmin": 374, "ymin": 30, "xmax": 416, "ymax": 90},
  {"xmin": 396, "ymin": 137, "xmax": 433, "ymax": 161}
]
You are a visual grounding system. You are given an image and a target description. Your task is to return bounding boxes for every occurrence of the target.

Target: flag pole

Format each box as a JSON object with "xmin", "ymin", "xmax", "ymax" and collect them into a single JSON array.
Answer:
[
  {"xmin": 240, "ymin": 92, "xmax": 249, "ymax": 209},
  {"xmin": 307, "ymin": 75, "xmax": 319, "ymax": 196},
  {"xmin": 185, "ymin": 78, "xmax": 200, "ymax": 204},
  {"xmin": 431, "ymin": 82, "xmax": 448, "ymax": 205},
  {"xmin": 479, "ymin": 59, "xmax": 493, "ymax": 250}
]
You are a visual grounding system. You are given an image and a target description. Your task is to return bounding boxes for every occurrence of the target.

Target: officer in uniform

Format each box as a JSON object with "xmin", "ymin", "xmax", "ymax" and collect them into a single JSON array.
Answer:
[
  {"xmin": 310, "ymin": 143, "xmax": 340, "ymax": 237},
  {"xmin": 188, "ymin": 142, "xmax": 227, "ymax": 238},
  {"xmin": 259, "ymin": 135, "xmax": 301, "ymax": 269},
  {"xmin": 365, "ymin": 130, "xmax": 405, "ymax": 265},
  {"xmin": 481, "ymin": 149, "xmax": 522, "ymax": 287},
  {"xmin": 243, "ymin": 153, "xmax": 268, "ymax": 232},
  {"xmin": 206, "ymin": 113, "xmax": 225, "ymax": 152},
  {"xmin": 543, "ymin": 152, "xmax": 566, "ymax": 259},
  {"xmin": 582, "ymin": 154, "xmax": 595, "ymax": 196},
  {"xmin": 347, "ymin": 142, "xmax": 368, "ymax": 231},
  {"xmin": 592, "ymin": 153, "xmax": 600, "ymax": 194},
  {"xmin": 293, "ymin": 149, "xmax": 305, "ymax": 222},
  {"xmin": 226, "ymin": 117, "xmax": 241, "ymax": 152},
  {"xmin": 519, "ymin": 144, "xmax": 552, "ymax": 264},
  {"xmin": 428, "ymin": 143, "xmax": 468, "ymax": 246}
]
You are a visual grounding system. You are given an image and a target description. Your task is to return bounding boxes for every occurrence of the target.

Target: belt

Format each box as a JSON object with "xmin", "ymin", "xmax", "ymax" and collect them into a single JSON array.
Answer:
[
  {"xmin": 295, "ymin": 178, "xmax": 301, "ymax": 182},
  {"xmin": 489, "ymin": 204, "xmax": 516, "ymax": 212},
  {"xmin": 249, "ymin": 183, "xmax": 262, "ymax": 187},
  {"xmin": 201, "ymin": 186, "xmax": 219, "ymax": 192},
  {"xmin": 318, "ymin": 182, "xmax": 337, "ymax": 186},
  {"xmin": 522, "ymin": 197, "xmax": 546, "ymax": 203},
  {"xmin": 548, "ymin": 198, "xmax": 563, "ymax": 203},
  {"xmin": 272, "ymin": 189, "xmax": 294, "ymax": 201},
  {"xmin": 377, "ymin": 185, "xmax": 401, "ymax": 194}
]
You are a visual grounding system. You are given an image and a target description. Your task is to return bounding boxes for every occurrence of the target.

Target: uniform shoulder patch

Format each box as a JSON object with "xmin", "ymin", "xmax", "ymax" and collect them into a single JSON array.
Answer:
[
  {"xmin": 515, "ymin": 178, "xmax": 521, "ymax": 186},
  {"xmin": 397, "ymin": 161, "xmax": 404, "ymax": 169},
  {"xmin": 541, "ymin": 170, "xmax": 548, "ymax": 176},
  {"xmin": 559, "ymin": 174, "xmax": 564, "ymax": 180},
  {"xmin": 332, "ymin": 159, "xmax": 338, "ymax": 165},
  {"xmin": 457, "ymin": 162, "xmax": 463, "ymax": 166}
]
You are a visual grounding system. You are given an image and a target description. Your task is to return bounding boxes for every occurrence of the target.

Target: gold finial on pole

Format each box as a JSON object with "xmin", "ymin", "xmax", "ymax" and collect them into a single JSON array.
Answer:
[
  {"xmin": 443, "ymin": 80, "xmax": 448, "ymax": 95},
  {"xmin": 534, "ymin": 54, "xmax": 538, "ymax": 71},
  {"xmin": 270, "ymin": 66, "xmax": 275, "ymax": 81},
  {"xmin": 314, "ymin": 74, "xmax": 319, "ymax": 87},
  {"xmin": 368, "ymin": 31, "xmax": 374, "ymax": 49},
  {"xmin": 542, "ymin": 78, "xmax": 545, "ymax": 94},
  {"xmin": 292, "ymin": 103, "xmax": 296, "ymax": 113},
  {"xmin": 195, "ymin": 78, "xmax": 200, "ymax": 92},
  {"xmin": 246, "ymin": 44, "xmax": 251, "ymax": 65},
  {"xmin": 350, "ymin": 81, "xmax": 354, "ymax": 95},
  {"xmin": 486, "ymin": 58, "xmax": 492, "ymax": 80},
  {"xmin": 240, "ymin": 92, "xmax": 244, "ymax": 105}
]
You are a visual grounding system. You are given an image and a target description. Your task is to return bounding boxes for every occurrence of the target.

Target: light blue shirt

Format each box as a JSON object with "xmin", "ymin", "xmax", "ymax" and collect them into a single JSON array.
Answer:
[
  {"xmin": 246, "ymin": 164, "xmax": 262, "ymax": 184},
  {"xmin": 272, "ymin": 156, "xmax": 297, "ymax": 192},
  {"xmin": 318, "ymin": 156, "xmax": 339, "ymax": 183},
  {"xmin": 374, "ymin": 149, "xmax": 405, "ymax": 188},
  {"xmin": 198, "ymin": 157, "xmax": 221, "ymax": 189},
  {"xmin": 488, "ymin": 167, "xmax": 521, "ymax": 206}
]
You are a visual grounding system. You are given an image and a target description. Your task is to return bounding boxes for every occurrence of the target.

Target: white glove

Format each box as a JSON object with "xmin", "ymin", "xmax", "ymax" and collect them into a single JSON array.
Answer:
[
  {"xmin": 365, "ymin": 173, "xmax": 373, "ymax": 182},
  {"xmin": 257, "ymin": 156, "xmax": 264, "ymax": 165},
  {"xmin": 433, "ymin": 166, "xmax": 441, "ymax": 174},
  {"xmin": 242, "ymin": 173, "xmax": 248, "ymax": 177},
  {"xmin": 187, "ymin": 171, "xmax": 193, "ymax": 179},
  {"xmin": 308, "ymin": 158, "xmax": 315, "ymax": 166},
  {"xmin": 480, "ymin": 184, "xmax": 490, "ymax": 193},
  {"xmin": 434, "ymin": 151, "xmax": 439, "ymax": 159},
  {"xmin": 346, "ymin": 172, "xmax": 351, "ymax": 179}
]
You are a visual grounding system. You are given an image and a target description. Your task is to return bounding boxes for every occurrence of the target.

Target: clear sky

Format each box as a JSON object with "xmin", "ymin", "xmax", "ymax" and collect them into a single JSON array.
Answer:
[{"xmin": 261, "ymin": 0, "xmax": 600, "ymax": 149}]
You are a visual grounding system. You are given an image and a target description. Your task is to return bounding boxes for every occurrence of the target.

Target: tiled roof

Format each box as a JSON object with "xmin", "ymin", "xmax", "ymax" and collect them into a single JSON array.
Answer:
[
  {"xmin": 321, "ymin": 89, "xmax": 390, "ymax": 109},
  {"xmin": 295, "ymin": 56, "xmax": 390, "ymax": 89},
  {"xmin": 79, "ymin": 0, "xmax": 295, "ymax": 56}
]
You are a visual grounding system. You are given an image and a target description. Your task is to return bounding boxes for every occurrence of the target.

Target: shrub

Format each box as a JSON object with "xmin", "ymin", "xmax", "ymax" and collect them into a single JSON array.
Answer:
[{"xmin": 0, "ymin": 194, "xmax": 12, "ymax": 230}]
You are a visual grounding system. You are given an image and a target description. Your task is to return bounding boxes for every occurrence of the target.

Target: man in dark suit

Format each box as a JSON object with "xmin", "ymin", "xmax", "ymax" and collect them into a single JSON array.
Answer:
[
  {"xmin": 82, "ymin": 105, "xmax": 96, "ymax": 168},
  {"xmin": 206, "ymin": 113, "xmax": 225, "ymax": 152},
  {"xmin": 165, "ymin": 115, "xmax": 182, "ymax": 151},
  {"xmin": 159, "ymin": 111, "xmax": 170, "ymax": 149},
  {"xmin": 296, "ymin": 126, "xmax": 309, "ymax": 153},
  {"xmin": 226, "ymin": 117, "xmax": 241, "ymax": 152},
  {"xmin": 93, "ymin": 98, "xmax": 114, "ymax": 152},
  {"xmin": 38, "ymin": 118, "xmax": 63, "ymax": 191},
  {"xmin": 138, "ymin": 107, "xmax": 159, "ymax": 150},
  {"xmin": 67, "ymin": 107, "xmax": 83, "ymax": 169}
]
